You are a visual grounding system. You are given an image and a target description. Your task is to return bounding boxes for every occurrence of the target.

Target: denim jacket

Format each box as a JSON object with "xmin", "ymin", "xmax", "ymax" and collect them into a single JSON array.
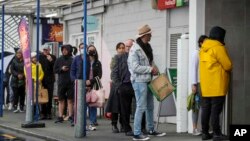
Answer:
[{"xmin": 127, "ymin": 43, "xmax": 153, "ymax": 83}]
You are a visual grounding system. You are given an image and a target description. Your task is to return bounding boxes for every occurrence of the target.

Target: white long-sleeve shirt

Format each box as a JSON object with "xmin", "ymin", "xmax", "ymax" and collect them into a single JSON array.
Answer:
[{"xmin": 191, "ymin": 50, "xmax": 200, "ymax": 85}]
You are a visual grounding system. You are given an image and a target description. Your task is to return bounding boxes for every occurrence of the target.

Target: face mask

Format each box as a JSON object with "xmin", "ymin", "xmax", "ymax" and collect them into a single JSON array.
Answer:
[
  {"xmin": 80, "ymin": 49, "xmax": 84, "ymax": 54},
  {"xmin": 88, "ymin": 50, "xmax": 96, "ymax": 56}
]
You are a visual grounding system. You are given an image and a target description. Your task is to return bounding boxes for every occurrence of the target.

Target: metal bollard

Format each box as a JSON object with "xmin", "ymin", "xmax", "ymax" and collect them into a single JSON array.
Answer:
[{"xmin": 75, "ymin": 80, "xmax": 87, "ymax": 137}]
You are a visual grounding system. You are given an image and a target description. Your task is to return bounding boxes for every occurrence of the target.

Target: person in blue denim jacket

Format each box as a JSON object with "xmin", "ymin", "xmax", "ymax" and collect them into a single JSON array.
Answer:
[{"xmin": 127, "ymin": 24, "xmax": 166, "ymax": 141}]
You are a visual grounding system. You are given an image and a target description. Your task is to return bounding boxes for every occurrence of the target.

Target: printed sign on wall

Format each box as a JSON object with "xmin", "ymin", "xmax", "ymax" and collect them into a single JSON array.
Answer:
[
  {"xmin": 158, "ymin": 0, "xmax": 176, "ymax": 10},
  {"xmin": 157, "ymin": 0, "xmax": 189, "ymax": 10}
]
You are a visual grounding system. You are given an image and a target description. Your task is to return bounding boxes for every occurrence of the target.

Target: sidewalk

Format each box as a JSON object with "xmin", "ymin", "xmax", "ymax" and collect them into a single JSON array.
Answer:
[{"xmin": 0, "ymin": 110, "xmax": 201, "ymax": 141}]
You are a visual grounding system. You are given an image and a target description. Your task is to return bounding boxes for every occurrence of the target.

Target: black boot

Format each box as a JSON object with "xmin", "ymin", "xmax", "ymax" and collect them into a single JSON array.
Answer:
[
  {"xmin": 112, "ymin": 125, "xmax": 119, "ymax": 133},
  {"xmin": 213, "ymin": 134, "xmax": 229, "ymax": 141},
  {"xmin": 120, "ymin": 126, "xmax": 125, "ymax": 133},
  {"xmin": 202, "ymin": 133, "xmax": 213, "ymax": 140}
]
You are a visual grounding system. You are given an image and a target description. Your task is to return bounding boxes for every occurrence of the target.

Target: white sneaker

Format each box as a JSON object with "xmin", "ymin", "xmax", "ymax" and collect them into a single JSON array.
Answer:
[
  {"xmin": 2, "ymin": 105, "xmax": 6, "ymax": 110},
  {"xmin": 13, "ymin": 109, "xmax": 19, "ymax": 113},
  {"xmin": 193, "ymin": 128, "xmax": 201, "ymax": 136},
  {"xmin": 8, "ymin": 103, "xmax": 13, "ymax": 110},
  {"xmin": 19, "ymin": 109, "xmax": 24, "ymax": 113},
  {"xmin": 88, "ymin": 125, "xmax": 96, "ymax": 131}
]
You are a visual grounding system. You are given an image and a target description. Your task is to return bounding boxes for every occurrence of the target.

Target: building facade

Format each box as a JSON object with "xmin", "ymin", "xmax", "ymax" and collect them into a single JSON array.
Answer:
[{"xmin": 58, "ymin": 0, "xmax": 250, "ymax": 134}]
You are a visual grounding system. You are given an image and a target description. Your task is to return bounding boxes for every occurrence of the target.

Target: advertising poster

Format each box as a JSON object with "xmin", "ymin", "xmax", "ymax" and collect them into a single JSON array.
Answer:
[{"xmin": 42, "ymin": 24, "xmax": 63, "ymax": 44}]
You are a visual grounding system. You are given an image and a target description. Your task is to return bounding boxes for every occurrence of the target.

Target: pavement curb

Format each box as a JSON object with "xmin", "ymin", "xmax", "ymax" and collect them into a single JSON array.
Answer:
[{"xmin": 0, "ymin": 124, "xmax": 60, "ymax": 141}]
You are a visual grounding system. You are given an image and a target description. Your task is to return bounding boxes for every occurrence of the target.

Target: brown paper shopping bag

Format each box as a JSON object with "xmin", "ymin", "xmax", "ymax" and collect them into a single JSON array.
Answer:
[
  {"xmin": 33, "ymin": 83, "xmax": 48, "ymax": 104},
  {"xmin": 148, "ymin": 73, "xmax": 175, "ymax": 102}
]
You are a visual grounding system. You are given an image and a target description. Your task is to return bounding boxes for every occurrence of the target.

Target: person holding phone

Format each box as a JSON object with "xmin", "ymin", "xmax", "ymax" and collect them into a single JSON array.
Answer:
[{"xmin": 54, "ymin": 44, "xmax": 74, "ymax": 125}]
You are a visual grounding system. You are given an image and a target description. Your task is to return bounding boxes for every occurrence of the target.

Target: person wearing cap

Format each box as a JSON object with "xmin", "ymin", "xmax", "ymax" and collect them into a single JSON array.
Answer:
[
  {"xmin": 27, "ymin": 52, "xmax": 44, "ymax": 83},
  {"xmin": 53, "ymin": 44, "xmax": 74, "ymax": 124},
  {"xmin": 10, "ymin": 49, "xmax": 25, "ymax": 113},
  {"xmin": 199, "ymin": 26, "xmax": 232, "ymax": 141},
  {"xmin": 24, "ymin": 52, "xmax": 44, "ymax": 115},
  {"xmin": 127, "ymin": 25, "xmax": 166, "ymax": 141},
  {"xmin": 39, "ymin": 45, "xmax": 56, "ymax": 120},
  {"xmin": 24, "ymin": 52, "xmax": 44, "ymax": 94},
  {"xmin": 111, "ymin": 39, "xmax": 148, "ymax": 136},
  {"xmin": 124, "ymin": 39, "xmax": 147, "ymax": 135}
]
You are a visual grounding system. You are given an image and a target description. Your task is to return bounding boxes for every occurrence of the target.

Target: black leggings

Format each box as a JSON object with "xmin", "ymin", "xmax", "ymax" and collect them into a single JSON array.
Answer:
[{"xmin": 13, "ymin": 86, "xmax": 25, "ymax": 110}]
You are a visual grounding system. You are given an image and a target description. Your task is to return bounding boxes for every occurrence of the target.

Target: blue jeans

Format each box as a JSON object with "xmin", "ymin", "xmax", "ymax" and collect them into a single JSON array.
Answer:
[
  {"xmin": 88, "ymin": 106, "xmax": 97, "ymax": 125},
  {"xmin": 132, "ymin": 82, "xmax": 154, "ymax": 135}
]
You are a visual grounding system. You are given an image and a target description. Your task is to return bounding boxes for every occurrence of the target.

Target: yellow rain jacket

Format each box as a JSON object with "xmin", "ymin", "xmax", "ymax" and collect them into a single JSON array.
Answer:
[
  {"xmin": 199, "ymin": 39, "xmax": 232, "ymax": 97},
  {"xmin": 24, "ymin": 63, "xmax": 44, "ymax": 81}
]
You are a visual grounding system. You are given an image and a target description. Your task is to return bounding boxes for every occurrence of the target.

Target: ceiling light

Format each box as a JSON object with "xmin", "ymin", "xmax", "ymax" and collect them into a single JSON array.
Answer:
[{"xmin": 45, "ymin": 13, "xmax": 57, "ymax": 18}]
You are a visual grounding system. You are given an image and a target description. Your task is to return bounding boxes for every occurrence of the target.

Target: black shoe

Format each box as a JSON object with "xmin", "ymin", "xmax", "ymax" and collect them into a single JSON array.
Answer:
[
  {"xmin": 141, "ymin": 129, "xmax": 148, "ymax": 135},
  {"xmin": 125, "ymin": 131, "xmax": 134, "ymax": 136},
  {"xmin": 93, "ymin": 122, "xmax": 99, "ymax": 126},
  {"xmin": 120, "ymin": 127, "xmax": 125, "ymax": 133},
  {"xmin": 133, "ymin": 134, "xmax": 150, "ymax": 141},
  {"xmin": 148, "ymin": 130, "xmax": 166, "ymax": 137},
  {"xmin": 68, "ymin": 116, "xmax": 74, "ymax": 126},
  {"xmin": 47, "ymin": 114, "xmax": 52, "ymax": 120},
  {"xmin": 202, "ymin": 133, "xmax": 213, "ymax": 140},
  {"xmin": 55, "ymin": 117, "xmax": 63, "ymax": 123},
  {"xmin": 68, "ymin": 116, "xmax": 74, "ymax": 122},
  {"xmin": 213, "ymin": 134, "xmax": 229, "ymax": 141},
  {"xmin": 112, "ymin": 125, "xmax": 119, "ymax": 133},
  {"xmin": 40, "ymin": 116, "xmax": 47, "ymax": 120}
]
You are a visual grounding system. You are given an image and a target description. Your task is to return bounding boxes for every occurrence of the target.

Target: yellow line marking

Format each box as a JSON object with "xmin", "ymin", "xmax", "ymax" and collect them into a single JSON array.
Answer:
[{"xmin": 1, "ymin": 134, "xmax": 17, "ymax": 139}]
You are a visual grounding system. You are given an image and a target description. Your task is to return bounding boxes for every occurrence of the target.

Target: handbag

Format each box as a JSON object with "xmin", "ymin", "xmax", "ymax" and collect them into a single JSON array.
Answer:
[
  {"xmin": 89, "ymin": 76, "xmax": 105, "ymax": 108},
  {"xmin": 86, "ymin": 90, "xmax": 99, "ymax": 103},
  {"xmin": 148, "ymin": 73, "xmax": 175, "ymax": 102},
  {"xmin": 33, "ymin": 83, "xmax": 49, "ymax": 104}
]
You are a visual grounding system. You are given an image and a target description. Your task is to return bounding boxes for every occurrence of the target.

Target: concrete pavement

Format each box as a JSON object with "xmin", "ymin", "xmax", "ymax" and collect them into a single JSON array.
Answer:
[{"xmin": 0, "ymin": 110, "xmax": 202, "ymax": 141}]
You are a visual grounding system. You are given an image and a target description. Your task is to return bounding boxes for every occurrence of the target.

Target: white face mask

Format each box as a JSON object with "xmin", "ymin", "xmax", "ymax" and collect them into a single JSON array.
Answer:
[{"xmin": 80, "ymin": 49, "xmax": 84, "ymax": 54}]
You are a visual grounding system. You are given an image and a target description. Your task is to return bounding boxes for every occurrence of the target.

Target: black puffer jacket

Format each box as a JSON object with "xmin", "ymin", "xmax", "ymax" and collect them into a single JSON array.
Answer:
[
  {"xmin": 53, "ymin": 45, "xmax": 73, "ymax": 86},
  {"xmin": 10, "ymin": 57, "xmax": 25, "ymax": 88}
]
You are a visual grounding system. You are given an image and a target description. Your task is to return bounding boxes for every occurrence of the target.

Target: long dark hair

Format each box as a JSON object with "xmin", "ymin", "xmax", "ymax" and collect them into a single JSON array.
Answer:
[
  {"xmin": 87, "ymin": 45, "xmax": 99, "ymax": 61},
  {"xmin": 116, "ymin": 42, "xmax": 125, "ymax": 50}
]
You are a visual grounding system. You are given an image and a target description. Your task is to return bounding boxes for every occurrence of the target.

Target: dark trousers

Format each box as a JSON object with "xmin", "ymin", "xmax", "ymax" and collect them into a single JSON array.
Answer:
[
  {"xmin": 13, "ymin": 86, "xmax": 25, "ymax": 110},
  {"xmin": 3, "ymin": 81, "xmax": 10, "ymax": 104},
  {"xmin": 201, "ymin": 96, "xmax": 225, "ymax": 135},
  {"xmin": 41, "ymin": 83, "xmax": 54, "ymax": 116},
  {"xmin": 111, "ymin": 113, "xmax": 122, "ymax": 126},
  {"xmin": 141, "ymin": 112, "xmax": 146, "ymax": 130},
  {"xmin": 119, "ymin": 83, "xmax": 134, "ymax": 132}
]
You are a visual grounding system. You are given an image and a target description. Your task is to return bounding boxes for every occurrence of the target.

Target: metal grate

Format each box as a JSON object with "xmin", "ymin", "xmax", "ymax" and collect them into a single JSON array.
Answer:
[
  {"xmin": 0, "ymin": 15, "xmax": 28, "ymax": 50},
  {"xmin": 169, "ymin": 33, "xmax": 181, "ymax": 68}
]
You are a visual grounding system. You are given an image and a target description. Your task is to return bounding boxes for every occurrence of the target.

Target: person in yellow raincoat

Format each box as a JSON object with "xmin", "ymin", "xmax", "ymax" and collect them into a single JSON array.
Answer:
[
  {"xmin": 199, "ymin": 26, "xmax": 232, "ymax": 141},
  {"xmin": 24, "ymin": 52, "xmax": 44, "ymax": 103}
]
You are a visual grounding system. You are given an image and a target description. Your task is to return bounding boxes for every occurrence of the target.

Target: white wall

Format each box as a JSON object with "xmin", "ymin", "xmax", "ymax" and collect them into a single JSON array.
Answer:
[
  {"xmin": 102, "ymin": 0, "xmax": 167, "ymax": 120},
  {"xmin": 170, "ymin": 6, "xmax": 189, "ymax": 28}
]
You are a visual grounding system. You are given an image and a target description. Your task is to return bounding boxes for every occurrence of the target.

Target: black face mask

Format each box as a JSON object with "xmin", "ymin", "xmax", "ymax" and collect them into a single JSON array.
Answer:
[{"xmin": 88, "ymin": 50, "xmax": 96, "ymax": 56}]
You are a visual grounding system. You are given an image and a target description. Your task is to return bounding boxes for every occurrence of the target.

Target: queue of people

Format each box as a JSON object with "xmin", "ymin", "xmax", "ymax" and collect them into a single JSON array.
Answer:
[{"xmin": 1, "ymin": 24, "xmax": 232, "ymax": 141}]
